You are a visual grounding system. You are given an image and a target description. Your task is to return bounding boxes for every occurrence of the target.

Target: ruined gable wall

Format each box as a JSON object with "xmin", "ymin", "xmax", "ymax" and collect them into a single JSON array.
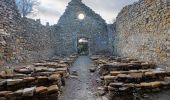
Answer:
[
  {"xmin": 58, "ymin": 0, "xmax": 109, "ymax": 55},
  {"xmin": 114, "ymin": 0, "xmax": 170, "ymax": 67}
]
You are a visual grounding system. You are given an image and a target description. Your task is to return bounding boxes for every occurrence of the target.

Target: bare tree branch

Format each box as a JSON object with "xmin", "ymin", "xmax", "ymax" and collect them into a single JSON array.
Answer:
[{"xmin": 16, "ymin": 0, "xmax": 40, "ymax": 17}]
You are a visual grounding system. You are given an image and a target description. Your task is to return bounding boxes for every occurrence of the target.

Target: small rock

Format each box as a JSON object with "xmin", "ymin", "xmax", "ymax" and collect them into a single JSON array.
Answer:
[
  {"xmin": 37, "ymin": 76, "xmax": 48, "ymax": 82},
  {"xmin": 6, "ymin": 79, "xmax": 23, "ymax": 86},
  {"xmin": 35, "ymin": 86, "xmax": 47, "ymax": 94},
  {"xmin": 47, "ymin": 85, "xmax": 59, "ymax": 94},
  {"xmin": 102, "ymin": 96, "xmax": 109, "ymax": 100},
  {"xmin": 96, "ymin": 78, "xmax": 101, "ymax": 83},
  {"xmin": 70, "ymin": 75, "xmax": 78, "ymax": 79},
  {"xmin": 14, "ymin": 89, "xmax": 23, "ymax": 96},
  {"xmin": 0, "ymin": 71, "xmax": 6, "ymax": 78},
  {"xmin": 0, "ymin": 91, "xmax": 12, "ymax": 97},
  {"xmin": 14, "ymin": 67, "xmax": 33, "ymax": 74},
  {"xmin": 48, "ymin": 74, "xmax": 61, "ymax": 81},
  {"xmin": 0, "ymin": 80, "xmax": 6, "ymax": 86},
  {"xmin": 98, "ymin": 90, "xmax": 106, "ymax": 96},
  {"xmin": 23, "ymin": 87, "xmax": 35, "ymax": 96},
  {"xmin": 72, "ymin": 70, "xmax": 78, "ymax": 76},
  {"xmin": 23, "ymin": 77, "xmax": 35, "ymax": 82},
  {"xmin": 89, "ymin": 67, "xmax": 96, "ymax": 73}
]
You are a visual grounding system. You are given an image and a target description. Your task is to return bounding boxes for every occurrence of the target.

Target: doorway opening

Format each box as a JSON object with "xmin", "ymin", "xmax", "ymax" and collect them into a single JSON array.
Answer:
[{"xmin": 77, "ymin": 38, "xmax": 89, "ymax": 55}]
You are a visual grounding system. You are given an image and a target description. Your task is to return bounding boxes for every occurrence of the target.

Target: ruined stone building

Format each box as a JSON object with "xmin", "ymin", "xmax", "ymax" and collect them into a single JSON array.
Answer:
[{"xmin": 0, "ymin": 0, "xmax": 169, "ymax": 67}]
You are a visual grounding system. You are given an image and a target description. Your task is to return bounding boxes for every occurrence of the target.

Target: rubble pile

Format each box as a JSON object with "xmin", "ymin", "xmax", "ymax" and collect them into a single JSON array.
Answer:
[
  {"xmin": 91, "ymin": 55, "xmax": 170, "ymax": 99},
  {"xmin": 0, "ymin": 55, "xmax": 77, "ymax": 100}
]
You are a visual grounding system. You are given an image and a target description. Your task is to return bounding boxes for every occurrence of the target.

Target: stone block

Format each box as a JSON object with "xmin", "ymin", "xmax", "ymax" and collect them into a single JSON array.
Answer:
[
  {"xmin": 6, "ymin": 79, "xmax": 23, "ymax": 86},
  {"xmin": 48, "ymin": 74, "xmax": 61, "ymax": 81},
  {"xmin": 23, "ymin": 87, "xmax": 35, "ymax": 96},
  {"xmin": 35, "ymin": 86, "xmax": 47, "ymax": 94},
  {"xmin": 47, "ymin": 85, "xmax": 59, "ymax": 94}
]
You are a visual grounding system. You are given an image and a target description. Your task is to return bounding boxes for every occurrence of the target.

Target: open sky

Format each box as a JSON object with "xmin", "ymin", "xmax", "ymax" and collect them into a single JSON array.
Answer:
[{"xmin": 28, "ymin": 0, "xmax": 138, "ymax": 25}]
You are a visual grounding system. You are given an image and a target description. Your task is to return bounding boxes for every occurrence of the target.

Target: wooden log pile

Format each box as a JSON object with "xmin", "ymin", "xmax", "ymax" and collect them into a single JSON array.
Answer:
[
  {"xmin": 0, "ymin": 55, "xmax": 77, "ymax": 100},
  {"xmin": 91, "ymin": 55, "xmax": 170, "ymax": 98}
]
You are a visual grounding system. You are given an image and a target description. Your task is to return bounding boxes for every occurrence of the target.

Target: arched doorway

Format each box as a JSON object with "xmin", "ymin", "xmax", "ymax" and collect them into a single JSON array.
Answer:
[{"xmin": 77, "ymin": 38, "xmax": 89, "ymax": 55}]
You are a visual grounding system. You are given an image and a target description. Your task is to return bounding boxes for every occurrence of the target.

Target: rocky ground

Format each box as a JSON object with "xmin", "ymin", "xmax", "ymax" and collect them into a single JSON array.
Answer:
[{"xmin": 1, "ymin": 55, "xmax": 170, "ymax": 100}]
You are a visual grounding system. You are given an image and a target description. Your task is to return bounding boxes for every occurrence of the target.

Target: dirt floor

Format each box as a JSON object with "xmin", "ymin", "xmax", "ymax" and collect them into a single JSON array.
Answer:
[
  {"xmin": 59, "ymin": 56, "xmax": 100, "ymax": 100},
  {"xmin": 59, "ymin": 56, "xmax": 170, "ymax": 100}
]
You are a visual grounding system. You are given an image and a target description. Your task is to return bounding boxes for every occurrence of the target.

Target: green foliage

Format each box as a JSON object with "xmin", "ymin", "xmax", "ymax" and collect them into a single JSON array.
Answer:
[{"xmin": 78, "ymin": 42, "xmax": 88, "ymax": 55}]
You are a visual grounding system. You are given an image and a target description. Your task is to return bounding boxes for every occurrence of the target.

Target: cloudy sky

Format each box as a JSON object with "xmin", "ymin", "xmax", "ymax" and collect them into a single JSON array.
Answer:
[{"xmin": 28, "ymin": 0, "xmax": 138, "ymax": 25}]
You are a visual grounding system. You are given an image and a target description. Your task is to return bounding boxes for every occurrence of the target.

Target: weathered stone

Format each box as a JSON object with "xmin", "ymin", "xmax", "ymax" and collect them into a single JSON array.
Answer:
[
  {"xmin": 35, "ymin": 86, "xmax": 47, "ymax": 94},
  {"xmin": 23, "ymin": 87, "xmax": 35, "ymax": 96},
  {"xmin": 0, "ymin": 79, "xmax": 6, "ymax": 86},
  {"xmin": 47, "ymin": 85, "xmax": 59, "ymax": 94},
  {"xmin": 0, "ymin": 91, "xmax": 12, "ymax": 96},
  {"xmin": 164, "ymin": 77, "xmax": 170, "ymax": 83},
  {"xmin": 23, "ymin": 77, "xmax": 35, "ymax": 82},
  {"xmin": 14, "ymin": 67, "xmax": 33, "ymax": 74},
  {"xmin": 6, "ymin": 79, "xmax": 23, "ymax": 86},
  {"xmin": 48, "ymin": 74, "xmax": 61, "ymax": 81},
  {"xmin": 14, "ymin": 89, "xmax": 23, "ymax": 96},
  {"xmin": 89, "ymin": 67, "xmax": 96, "ymax": 73}
]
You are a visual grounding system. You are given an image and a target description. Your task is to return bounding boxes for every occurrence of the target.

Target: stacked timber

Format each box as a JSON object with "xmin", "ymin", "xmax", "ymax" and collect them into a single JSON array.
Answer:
[
  {"xmin": 0, "ymin": 55, "xmax": 77, "ymax": 100},
  {"xmin": 91, "ymin": 55, "xmax": 170, "ymax": 99}
]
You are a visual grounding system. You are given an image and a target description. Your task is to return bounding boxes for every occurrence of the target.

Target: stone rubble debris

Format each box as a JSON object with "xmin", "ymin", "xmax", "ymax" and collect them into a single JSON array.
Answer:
[
  {"xmin": 91, "ymin": 55, "xmax": 170, "ymax": 99},
  {"xmin": 0, "ymin": 55, "xmax": 77, "ymax": 100}
]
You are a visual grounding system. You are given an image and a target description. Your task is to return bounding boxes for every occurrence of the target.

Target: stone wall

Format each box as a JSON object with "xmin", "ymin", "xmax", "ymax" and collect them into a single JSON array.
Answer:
[
  {"xmin": 114, "ymin": 0, "xmax": 170, "ymax": 67},
  {"xmin": 57, "ymin": 0, "xmax": 109, "ymax": 55},
  {"xmin": 0, "ymin": 0, "xmax": 59, "ymax": 66},
  {"xmin": 20, "ymin": 18, "xmax": 59, "ymax": 62},
  {"xmin": 0, "ymin": 0, "xmax": 24, "ymax": 66}
]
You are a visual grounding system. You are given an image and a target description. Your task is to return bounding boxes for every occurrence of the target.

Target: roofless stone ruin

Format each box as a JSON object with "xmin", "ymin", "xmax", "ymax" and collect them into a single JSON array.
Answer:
[{"xmin": 0, "ymin": 0, "xmax": 169, "ymax": 99}]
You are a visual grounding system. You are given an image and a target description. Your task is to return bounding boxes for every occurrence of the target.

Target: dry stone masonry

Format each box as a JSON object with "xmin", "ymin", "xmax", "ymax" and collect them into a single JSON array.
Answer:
[
  {"xmin": 113, "ymin": 0, "xmax": 170, "ymax": 67},
  {"xmin": 0, "ymin": 0, "xmax": 169, "ymax": 68},
  {"xmin": 0, "ymin": 0, "xmax": 170, "ymax": 99},
  {"xmin": 57, "ymin": 0, "xmax": 109, "ymax": 55}
]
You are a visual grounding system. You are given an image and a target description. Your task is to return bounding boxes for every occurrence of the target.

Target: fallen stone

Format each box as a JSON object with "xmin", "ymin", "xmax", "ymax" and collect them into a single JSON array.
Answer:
[
  {"xmin": 89, "ymin": 67, "xmax": 96, "ymax": 73},
  {"xmin": 23, "ymin": 77, "xmax": 35, "ymax": 82},
  {"xmin": 6, "ymin": 79, "xmax": 23, "ymax": 86},
  {"xmin": 130, "ymin": 72, "xmax": 143, "ymax": 78},
  {"xmin": 144, "ymin": 72, "xmax": 155, "ymax": 76},
  {"xmin": 0, "ymin": 91, "xmax": 12, "ymax": 96},
  {"xmin": 14, "ymin": 67, "xmax": 33, "ymax": 74},
  {"xmin": 0, "ymin": 71, "xmax": 6, "ymax": 78},
  {"xmin": 117, "ymin": 74, "xmax": 131, "ymax": 78},
  {"xmin": 109, "ymin": 82, "xmax": 124, "ymax": 87},
  {"xmin": 47, "ymin": 68, "xmax": 56, "ymax": 72},
  {"xmin": 13, "ymin": 89, "xmax": 23, "ymax": 96},
  {"xmin": 47, "ymin": 85, "xmax": 59, "ymax": 94},
  {"xmin": 49, "ymin": 74, "xmax": 61, "ymax": 81},
  {"xmin": 119, "ymin": 87, "xmax": 129, "ymax": 91},
  {"xmin": 97, "ymin": 90, "xmax": 106, "ymax": 96},
  {"xmin": 164, "ymin": 77, "xmax": 170, "ymax": 83},
  {"xmin": 35, "ymin": 86, "xmax": 47, "ymax": 94},
  {"xmin": 110, "ymin": 71, "xmax": 121, "ymax": 76},
  {"xmin": 150, "ymin": 81, "xmax": 162, "ymax": 88},
  {"xmin": 37, "ymin": 76, "xmax": 48, "ymax": 82},
  {"xmin": 102, "ymin": 96, "xmax": 109, "ymax": 100},
  {"xmin": 0, "ymin": 79, "xmax": 6, "ymax": 86},
  {"xmin": 34, "ymin": 67, "xmax": 48, "ymax": 72},
  {"xmin": 23, "ymin": 87, "xmax": 35, "ymax": 96},
  {"xmin": 103, "ymin": 75, "xmax": 117, "ymax": 80},
  {"xmin": 72, "ymin": 70, "xmax": 78, "ymax": 76}
]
